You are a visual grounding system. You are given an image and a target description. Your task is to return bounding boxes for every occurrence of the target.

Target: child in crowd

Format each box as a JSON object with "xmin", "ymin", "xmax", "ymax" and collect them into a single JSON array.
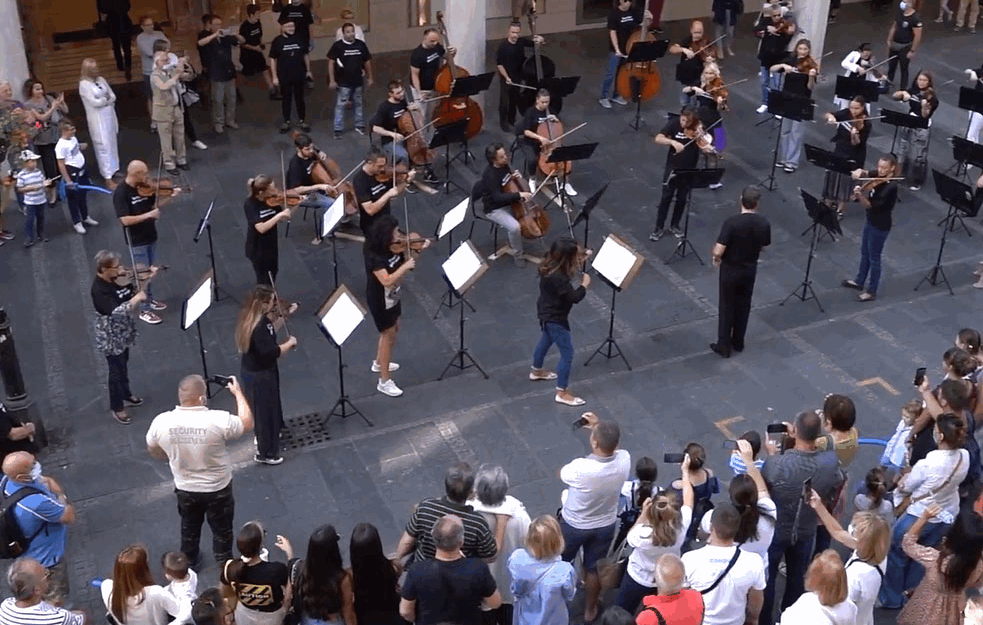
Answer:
[
  {"xmin": 881, "ymin": 398, "xmax": 922, "ymax": 482},
  {"xmin": 14, "ymin": 150, "xmax": 52, "ymax": 246},
  {"xmin": 854, "ymin": 466, "xmax": 894, "ymax": 525},
  {"xmin": 729, "ymin": 430, "xmax": 765, "ymax": 475},
  {"xmin": 616, "ymin": 456, "xmax": 660, "ymax": 546},
  {"xmin": 163, "ymin": 550, "xmax": 198, "ymax": 608}
]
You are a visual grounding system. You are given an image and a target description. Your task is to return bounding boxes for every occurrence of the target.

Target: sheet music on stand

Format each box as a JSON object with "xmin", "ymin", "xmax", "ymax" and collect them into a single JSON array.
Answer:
[
  {"xmin": 317, "ymin": 285, "xmax": 366, "ymax": 346},
  {"xmin": 591, "ymin": 234, "xmax": 644, "ymax": 290},
  {"xmin": 442, "ymin": 241, "xmax": 488, "ymax": 295},
  {"xmin": 437, "ymin": 197, "xmax": 469, "ymax": 240}
]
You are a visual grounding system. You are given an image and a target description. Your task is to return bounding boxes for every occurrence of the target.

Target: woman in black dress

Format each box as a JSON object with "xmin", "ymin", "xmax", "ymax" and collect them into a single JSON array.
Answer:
[
  {"xmin": 235, "ymin": 285, "xmax": 297, "ymax": 465},
  {"xmin": 822, "ymin": 96, "xmax": 871, "ymax": 216},
  {"xmin": 244, "ymin": 175, "xmax": 291, "ymax": 285},
  {"xmin": 530, "ymin": 237, "xmax": 591, "ymax": 406},
  {"xmin": 364, "ymin": 214, "xmax": 429, "ymax": 398}
]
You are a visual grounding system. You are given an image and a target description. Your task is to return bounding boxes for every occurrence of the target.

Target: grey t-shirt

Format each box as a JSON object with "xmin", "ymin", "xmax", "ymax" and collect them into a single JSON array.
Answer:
[
  {"xmin": 136, "ymin": 31, "xmax": 169, "ymax": 75},
  {"xmin": 762, "ymin": 448, "xmax": 843, "ymax": 541}
]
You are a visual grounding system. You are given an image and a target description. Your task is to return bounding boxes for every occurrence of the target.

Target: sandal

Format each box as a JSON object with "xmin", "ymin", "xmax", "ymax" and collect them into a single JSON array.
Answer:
[
  {"xmin": 529, "ymin": 369, "xmax": 558, "ymax": 381},
  {"xmin": 840, "ymin": 279, "xmax": 863, "ymax": 290},
  {"xmin": 555, "ymin": 393, "xmax": 586, "ymax": 407},
  {"xmin": 858, "ymin": 291, "xmax": 876, "ymax": 302}
]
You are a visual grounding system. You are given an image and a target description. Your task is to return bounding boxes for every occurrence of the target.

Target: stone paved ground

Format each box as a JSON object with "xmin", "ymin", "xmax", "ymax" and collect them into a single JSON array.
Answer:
[{"xmin": 2, "ymin": 4, "xmax": 981, "ymax": 623}]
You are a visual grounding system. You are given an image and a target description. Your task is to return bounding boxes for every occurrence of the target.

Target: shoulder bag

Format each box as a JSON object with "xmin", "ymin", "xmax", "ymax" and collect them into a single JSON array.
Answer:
[
  {"xmin": 699, "ymin": 545, "xmax": 742, "ymax": 595},
  {"xmin": 895, "ymin": 453, "xmax": 962, "ymax": 518}
]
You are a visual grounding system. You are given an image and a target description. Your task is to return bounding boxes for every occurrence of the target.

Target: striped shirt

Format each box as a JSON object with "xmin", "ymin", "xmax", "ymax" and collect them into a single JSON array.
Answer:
[
  {"xmin": 14, "ymin": 168, "xmax": 47, "ymax": 206},
  {"xmin": 405, "ymin": 497, "xmax": 496, "ymax": 562},
  {"xmin": 0, "ymin": 597, "xmax": 84, "ymax": 625}
]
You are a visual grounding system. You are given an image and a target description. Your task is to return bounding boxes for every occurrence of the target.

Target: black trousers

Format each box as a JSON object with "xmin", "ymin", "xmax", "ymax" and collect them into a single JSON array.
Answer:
[
  {"xmin": 176, "ymin": 482, "xmax": 235, "ymax": 563},
  {"xmin": 499, "ymin": 77, "xmax": 521, "ymax": 126},
  {"xmin": 105, "ymin": 348, "xmax": 131, "ymax": 412},
  {"xmin": 241, "ymin": 367, "xmax": 283, "ymax": 460},
  {"xmin": 105, "ymin": 13, "xmax": 132, "ymax": 71},
  {"xmin": 655, "ymin": 171, "xmax": 691, "ymax": 230},
  {"xmin": 717, "ymin": 265, "xmax": 757, "ymax": 352},
  {"xmin": 280, "ymin": 79, "xmax": 306, "ymax": 121},
  {"xmin": 516, "ymin": 141, "xmax": 539, "ymax": 177},
  {"xmin": 250, "ymin": 256, "xmax": 278, "ymax": 286},
  {"xmin": 183, "ymin": 107, "xmax": 198, "ymax": 142},
  {"xmin": 887, "ymin": 44, "xmax": 912, "ymax": 92}
]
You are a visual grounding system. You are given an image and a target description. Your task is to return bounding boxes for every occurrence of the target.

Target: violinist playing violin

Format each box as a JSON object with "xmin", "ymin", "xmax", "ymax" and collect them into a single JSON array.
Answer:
[
  {"xmin": 754, "ymin": 3, "xmax": 796, "ymax": 114},
  {"xmin": 480, "ymin": 142, "xmax": 533, "ymax": 266},
  {"xmin": 91, "ymin": 249, "xmax": 157, "ymax": 425},
  {"xmin": 840, "ymin": 155, "xmax": 899, "ymax": 302},
  {"xmin": 671, "ymin": 20, "xmax": 713, "ymax": 107},
  {"xmin": 515, "ymin": 89, "xmax": 576, "ymax": 196},
  {"xmin": 113, "ymin": 160, "xmax": 182, "ymax": 325},
  {"xmin": 496, "ymin": 21, "xmax": 543, "ymax": 132},
  {"xmin": 771, "ymin": 38, "xmax": 818, "ymax": 173},
  {"xmin": 688, "ymin": 62, "xmax": 728, "ymax": 186},
  {"xmin": 287, "ymin": 133, "xmax": 343, "ymax": 244},
  {"xmin": 363, "ymin": 214, "xmax": 431, "ymax": 398},
  {"xmin": 651, "ymin": 106, "xmax": 715, "ymax": 241},
  {"xmin": 352, "ymin": 146, "xmax": 416, "ymax": 238},
  {"xmin": 891, "ymin": 71, "xmax": 938, "ymax": 191},
  {"xmin": 369, "ymin": 79, "xmax": 440, "ymax": 185},
  {"xmin": 243, "ymin": 175, "xmax": 294, "ymax": 285},
  {"xmin": 835, "ymin": 43, "xmax": 881, "ymax": 110},
  {"xmin": 823, "ymin": 96, "xmax": 871, "ymax": 216}
]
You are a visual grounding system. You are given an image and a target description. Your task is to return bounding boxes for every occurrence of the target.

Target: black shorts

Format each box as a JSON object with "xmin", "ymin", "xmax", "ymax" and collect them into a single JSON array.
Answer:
[
  {"xmin": 240, "ymin": 50, "xmax": 268, "ymax": 76},
  {"xmin": 367, "ymin": 300, "xmax": 401, "ymax": 332}
]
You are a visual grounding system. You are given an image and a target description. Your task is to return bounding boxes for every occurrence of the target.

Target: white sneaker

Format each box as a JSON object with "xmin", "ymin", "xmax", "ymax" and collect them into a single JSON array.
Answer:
[
  {"xmin": 371, "ymin": 360, "xmax": 400, "ymax": 373},
  {"xmin": 83, "ymin": 217, "xmax": 99, "ymax": 226},
  {"xmin": 598, "ymin": 98, "xmax": 612, "ymax": 109},
  {"xmin": 563, "ymin": 182, "xmax": 578, "ymax": 197},
  {"xmin": 192, "ymin": 140, "xmax": 208, "ymax": 150},
  {"xmin": 756, "ymin": 104, "xmax": 768, "ymax": 114},
  {"xmin": 377, "ymin": 378, "xmax": 403, "ymax": 397},
  {"xmin": 73, "ymin": 223, "xmax": 86, "ymax": 234},
  {"xmin": 709, "ymin": 182, "xmax": 723, "ymax": 190},
  {"xmin": 611, "ymin": 95, "xmax": 628, "ymax": 106}
]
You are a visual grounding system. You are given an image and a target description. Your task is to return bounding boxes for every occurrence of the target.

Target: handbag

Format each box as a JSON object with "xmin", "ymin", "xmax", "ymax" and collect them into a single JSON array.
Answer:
[
  {"xmin": 894, "ymin": 454, "xmax": 963, "ymax": 518},
  {"xmin": 181, "ymin": 88, "xmax": 201, "ymax": 107},
  {"xmin": 596, "ymin": 532, "xmax": 631, "ymax": 591}
]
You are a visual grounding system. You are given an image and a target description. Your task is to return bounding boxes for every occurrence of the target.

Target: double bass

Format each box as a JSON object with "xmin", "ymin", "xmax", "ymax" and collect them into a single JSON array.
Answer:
[
  {"xmin": 519, "ymin": 3, "xmax": 560, "ymax": 114},
  {"xmin": 503, "ymin": 171, "xmax": 549, "ymax": 239},
  {"xmin": 432, "ymin": 11, "xmax": 483, "ymax": 140},
  {"xmin": 615, "ymin": 12, "xmax": 662, "ymax": 103}
]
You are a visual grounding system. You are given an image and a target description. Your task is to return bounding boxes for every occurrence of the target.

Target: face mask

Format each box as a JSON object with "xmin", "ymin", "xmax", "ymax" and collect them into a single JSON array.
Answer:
[
  {"xmin": 29, "ymin": 462, "xmax": 42, "ymax": 481},
  {"xmin": 899, "ymin": 1, "xmax": 907, "ymax": 9}
]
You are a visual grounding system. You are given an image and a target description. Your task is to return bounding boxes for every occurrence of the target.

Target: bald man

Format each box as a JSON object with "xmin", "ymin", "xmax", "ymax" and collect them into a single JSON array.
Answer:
[
  {"xmin": 634, "ymin": 554, "xmax": 705, "ymax": 624},
  {"xmin": 146, "ymin": 374, "xmax": 252, "ymax": 567},
  {"xmin": 1, "ymin": 452, "xmax": 75, "ymax": 606},
  {"xmin": 112, "ymin": 160, "xmax": 182, "ymax": 325}
]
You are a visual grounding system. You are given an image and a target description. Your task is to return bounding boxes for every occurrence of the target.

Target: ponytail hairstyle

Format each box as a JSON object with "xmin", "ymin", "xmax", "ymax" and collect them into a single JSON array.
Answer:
[
  {"xmin": 248, "ymin": 174, "xmax": 274, "ymax": 200},
  {"xmin": 862, "ymin": 466, "xmax": 887, "ymax": 508},
  {"xmin": 730, "ymin": 474, "xmax": 766, "ymax": 543},
  {"xmin": 957, "ymin": 328, "xmax": 982, "ymax": 357},
  {"xmin": 644, "ymin": 491, "xmax": 683, "ymax": 547},
  {"xmin": 936, "ymin": 412, "xmax": 967, "ymax": 449},
  {"xmin": 224, "ymin": 521, "xmax": 264, "ymax": 586},
  {"xmin": 683, "ymin": 442, "xmax": 706, "ymax": 471},
  {"xmin": 634, "ymin": 456, "xmax": 658, "ymax": 508},
  {"xmin": 234, "ymin": 285, "xmax": 276, "ymax": 353}
]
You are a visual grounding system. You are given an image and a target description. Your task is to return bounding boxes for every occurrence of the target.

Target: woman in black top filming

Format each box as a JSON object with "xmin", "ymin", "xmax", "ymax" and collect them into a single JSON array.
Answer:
[
  {"xmin": 823, "ymin": 96, "xmax": 871, "ymax": 217},
  {"xmin": 244, "ymin": 175, "xmax": 292, "ymax": 286},
  {"xmin": 840, "ymin": 155, "xmax": 899, "ymax": 302},
  {"xmin": 364, "ymin": 214, "xmax": 430, "ymax": 398},
  {"xmin": 531, "ymin": 237, "xmax": 590, "ymax": 407},
  {"xmin": 235, "ymin": 285, "xmax": 298, "ymax": 465},
  {"xmin": 892, "ymin": 71, "xmax": 938, "ymax": 191}
]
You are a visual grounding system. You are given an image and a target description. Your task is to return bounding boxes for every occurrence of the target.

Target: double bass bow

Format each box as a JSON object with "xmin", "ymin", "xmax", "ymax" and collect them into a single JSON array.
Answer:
[
  {"xmin": 432, "ymin": 11, "xmax": 483, "ymax": 140},
  {"xmin": 615, "ymin": 11, "xmax": 662, "ymax": 103}
]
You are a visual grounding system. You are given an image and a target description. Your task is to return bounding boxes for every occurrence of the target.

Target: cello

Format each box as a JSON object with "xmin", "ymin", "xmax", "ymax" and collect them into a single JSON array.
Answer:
[
  {"xmin": 396, "ymin": 102, "xmax": 436, "ymax": 167},
  {"xmin": 615, "ymin": 12, "xmax": 662, "ymax": 103},
  {"xmin": 308, "ymin": 141, "xmax": 358, "ymax": 216},
  {"xmin": 519, "ymin": 3, "xmax": 560, "ymax": 114},
  {"xmin": 432, "ymin": 11, "xmax": 483, "ymax": 140},
  {"xmin": 504, "ymin": 170, "xmax": 550, "ymax": 239}
]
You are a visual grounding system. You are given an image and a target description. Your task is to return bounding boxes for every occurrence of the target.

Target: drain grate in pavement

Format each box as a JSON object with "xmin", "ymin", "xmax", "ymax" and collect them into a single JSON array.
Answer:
[{"xmin": 281, "ymin": 412, "xmax": 331, "ymax": 450}]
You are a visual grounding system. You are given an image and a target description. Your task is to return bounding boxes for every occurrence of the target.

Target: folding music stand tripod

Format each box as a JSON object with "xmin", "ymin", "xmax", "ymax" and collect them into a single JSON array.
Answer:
[
  {"xmin": 881, "ymin": 107, "xmax": 928, "ymax": 157},
  {"xmin": 946, "ymin": 135, "xmax": 983, "ymax": 184},
  {"xmin": 544, "ymin": 143, "xmax": 598, "ymax": 215},
  {"xmin": 759, "ymin": 89, "xmax": 814, "ymax": 191},
  {"xmin": 781, "ymin": 189, "xmax": 841, "ymax": 313},
  {"xmin": 431, "ymin": 118, "xmax": 469, "ymax": 195},
  {"xmin": 192, "ymin": 198, "xmax": 235, "ymax": 303},
  {"xmin": 621, "ymin": 40, "xmax": 669, "ymax": 131},
  {"xmin": 442, "ymin": 72, "xmax": 495, "ymax": 166},
  {"xmin": 804, "ymin": 143, "xmax": 858, "ymax": 241},
  {"xmin": 915, "ymin": 170, "xmax": 979, "ymax": 296},
  {"xmin": 664, "ymin": 168, "xmax": 724, "ymax": 266}
]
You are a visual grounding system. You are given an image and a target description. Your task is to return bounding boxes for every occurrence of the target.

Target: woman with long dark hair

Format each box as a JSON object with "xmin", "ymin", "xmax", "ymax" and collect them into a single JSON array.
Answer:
[
  {"xmin": 290, "ymin": 525, "xmax": 355, "ymax": 625},
  {"xmin": 349, "ymin": 523, "xmax": 401, "ymax": 625},
  {"xmin": 823, "ymin": 95, "xmax": 871, "ymax": 216},
  {"xmin": 101, "ymin": 545, "xmax": 190, "ymax": 625},
  {"xmin": 235, "ymin": 285, "xmax": 297, "ymax": 466},
  {"xmin": 221, "ymin": 521, "xmax": 291, "ymax": 625},
  {"xmin": 244, "ymin": 175, "xmax": 292, "ymax": 286},
  {"xmin": 892, "ymin": 71, "xmax": 938, "ymax": 191},
  {"xmin": 530, "ymin": 237, "xmax": 590, "ymax": 406}
]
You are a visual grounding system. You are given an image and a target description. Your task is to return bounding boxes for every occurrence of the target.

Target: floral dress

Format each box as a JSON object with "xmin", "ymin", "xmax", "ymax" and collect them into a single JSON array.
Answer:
[{"xmin": 897, "ymin": 532, "xmax": 983, "ymax": 625}]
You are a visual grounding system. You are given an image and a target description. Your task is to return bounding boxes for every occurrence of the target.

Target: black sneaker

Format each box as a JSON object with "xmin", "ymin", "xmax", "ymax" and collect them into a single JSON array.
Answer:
[
  {"xmin": 177, "ymin": 163, "xmax": 190, "ymax": 171},
  {"xmin": 279, "ymin": 121, "xmax": 291, "ymax": 134},
  {"xmin": 125, "ymin": 396, "xmax": 144, "ymax": 407},
  {"xmin": 299, "ymin": 120, "xmax": 311, "ymax": 132},
  {"xmin": 334, "ymin": 130, "xmax": 342, "ymax": 140}
]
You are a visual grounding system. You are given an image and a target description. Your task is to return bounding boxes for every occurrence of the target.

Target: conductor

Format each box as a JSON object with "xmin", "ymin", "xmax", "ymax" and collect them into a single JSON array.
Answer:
[{"xmin": 710, "ymin": 187, "xmax": 770, "ymax": 358}]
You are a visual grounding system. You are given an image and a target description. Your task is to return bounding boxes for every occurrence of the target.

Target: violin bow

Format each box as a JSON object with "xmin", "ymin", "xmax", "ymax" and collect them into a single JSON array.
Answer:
[
  {"xmin": 833, "ymin": 115, "xmax": 886, "ymax": 129},
  {"xmin": 707, "ymin": 77, "xmax": 750, "ymax": 92},
  {"xmin": 680, "ymin": 117, "xmax": 723, "ymax": 149},
  {"xmin": 267, "ymin": 271, "xmax": 291, "ymax": 336},
  {"xmin": 281, "ymin": 150, "xmax": 294, "ymax": 238},
  {"xmin": 694, "ymin": 34, "xmax": 726, "ymax": 56}
]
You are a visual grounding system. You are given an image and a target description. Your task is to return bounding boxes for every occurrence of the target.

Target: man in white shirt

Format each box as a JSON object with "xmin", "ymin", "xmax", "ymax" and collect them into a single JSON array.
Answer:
[
  {"xmin": 146, "ymin": 374, "xmax": 253, "ymax": 568},
  {"xmin": 559, "ymin": 412, "xmax": 631, "ymax": 622},
  {"xmin": 55, "ymin": 120, "xmax": 98, "ymax": 234},
  {"xmin": 682, "ymin": 503, "xmax": 766, "ymax": 625},
  {"xmin": 0, "ymin": 558, "xmax": 85, "ymax": 625}
]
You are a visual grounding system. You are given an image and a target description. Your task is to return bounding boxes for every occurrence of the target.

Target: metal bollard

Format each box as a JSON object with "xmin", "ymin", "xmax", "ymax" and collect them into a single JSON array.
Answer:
[{"xmin": 0, "ymin": 308, "xmax": 30, "ymax": 410}]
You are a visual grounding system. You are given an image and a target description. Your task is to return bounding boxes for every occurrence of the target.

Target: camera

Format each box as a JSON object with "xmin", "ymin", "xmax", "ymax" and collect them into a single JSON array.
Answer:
[
  {"xmin": 208, "ymin": 374, "xmax": 233, "ymax": 388},
  {"xmin": 570, "ymin": 417, "xmax": 589, "ymax": 431},
  {"xmin": 766, "ymin": 423, "xmax": 788, "ymax": 434}
]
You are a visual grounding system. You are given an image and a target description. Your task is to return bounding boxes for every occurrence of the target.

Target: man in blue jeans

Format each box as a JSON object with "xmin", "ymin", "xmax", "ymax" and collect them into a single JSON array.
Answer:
[
  {"xmin": 559, "ymin": 413, "xmax": 631, "ymax": 622},
  {"xmin": 760, "ymin": 410, "xmax": 843, "ymax": 625},
  {"xmin": 327, "ymin": 23, "xmax": 373, "ymax": 140},
  {"xmin": 599, "ymin": 0, "xmax": 650, "ymax": 109},
  {"xmin": 113, "ymin": 160, "xmax": 182, "ymax": 324}
]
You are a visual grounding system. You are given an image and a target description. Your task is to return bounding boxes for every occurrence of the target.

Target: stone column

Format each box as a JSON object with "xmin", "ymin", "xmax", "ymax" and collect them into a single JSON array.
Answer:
[
  {"xmin": 441, "ymin": 0, "xmax": 487, "ymax": 109},
  {"xmin": 0, "ymin": 0, "xmax": 30, "ymax": 89},
  {"xmin": 792, "ymin": 0, "xmax": 831, "ymax": 62}
]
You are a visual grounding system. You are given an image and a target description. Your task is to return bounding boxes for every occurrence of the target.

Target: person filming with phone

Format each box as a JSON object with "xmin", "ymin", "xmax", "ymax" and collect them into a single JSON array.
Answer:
[{"xmin": 759, "ymin": 411, "xmax": 844, "ymax": 625}]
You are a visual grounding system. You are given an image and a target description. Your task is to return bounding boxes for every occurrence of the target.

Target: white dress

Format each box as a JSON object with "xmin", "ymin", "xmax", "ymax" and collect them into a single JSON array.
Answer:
[{"xmin": 79, "ymin": 77, "xmax": 120, "ymax": 179}]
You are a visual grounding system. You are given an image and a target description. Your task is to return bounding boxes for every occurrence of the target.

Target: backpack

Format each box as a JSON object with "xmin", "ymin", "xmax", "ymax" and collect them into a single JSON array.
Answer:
[{"xmin": 0, "ymin": 478, "xmax": 43, "ymax": 559}]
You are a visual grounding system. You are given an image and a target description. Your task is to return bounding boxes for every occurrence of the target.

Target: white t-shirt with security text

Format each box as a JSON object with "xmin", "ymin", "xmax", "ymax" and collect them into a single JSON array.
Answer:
[
  {"xmin": 146, "ymin": 406, "xmax": 245, "ymax": 492},
  {"xmin": 560, "ymin": 449, "xmax": 631, "ymax": 529},
  {"xmin": 681, "ymin": 544, "xmax": 766, "ymax": 625}
]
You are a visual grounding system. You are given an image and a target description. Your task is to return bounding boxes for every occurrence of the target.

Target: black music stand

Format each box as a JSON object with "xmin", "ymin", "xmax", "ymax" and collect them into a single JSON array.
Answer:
[
  {"xmin": 881, "ymin": 107, "xmax": 928, "ymax": 156},
  {"xmin": 805, "ymin": 143, "xmax": 858, "ymax": 238},
  {"xmin": 438, "ymin": 241, "xmax": 490, "ymax": 381},
  {"xmin": 622, "ymin": 40, "xmax": 669, "ymax": 131},
  {"xmin": 541, "ymin": 75, "xmax": 581, "ymax": 101},
  {"xmin": 545, "ymin": 143, "xmax": 598, "ymax": 215},
  {"xmin": 915, "ymin": 170, "xmax": 979, "ymax": 296},
  {"xmin": 958, "ymin": 86, "xmax": 983, "ymax": 140},
  {"xmin": 947, "ymin": 135, "xmax": 983, "ymax": 183},
  {"xmin": 835, "ymin": 75, "xmax": 881, "ymax": 104},
  {"xmin": 572, "ymin": 184, "xmax": 608, "ymax": 255},
  {"xmin": 444, "ymin": 72, "xmax": 495, "ymax": 166},
  {"xmin": 431, "ymin": 118, "xmax": 469, "ymax": 195},
  {"xmin": 316, "ymin": 285, "xmax": 372, "ymax": 429},
  {"xmin": 759, "ymin": 90, "xmax": 815, "ymax": 191},
  {"xmin": 192, "ymin": 199, "xmax": 234, "ymax": 303},
  {"xmin": 781, "ymin": 189, "xmax": 839, "ymax": 313},
  {"xmin": 584, "ymin": 234, "xmax": 643, "ymax": 371},
  {"xmin": 664, "ymin": 168, "xmax": 724, "ymax": 265}
]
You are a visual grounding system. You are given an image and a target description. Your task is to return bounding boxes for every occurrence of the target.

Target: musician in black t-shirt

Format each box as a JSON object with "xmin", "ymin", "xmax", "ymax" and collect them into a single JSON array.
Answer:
[
  {"xmin": 669, "ymin": 20, "xmax": 710, "ymax": 107},
  {"xmin": 841, "ymin": 156, "xmax": 900, "ymax": 303},
  {"xmin": 112, "ymin": 160, "xmax": 180, "ymax": 324},
  {"xmin": 285, "ymin": 133, "xmax": 337, "ymax": 244},
  {"xmin": 753, "ymin": 5, "xmax": 795, "ymax": 113},
  {"xmin": 328, "ymin": 23, "xmax": 373, "ymax": 139},
  {"xmin": 243, "ymin": 175, "xmax": 293, "ymax": 284},
  {"xmin": 369, "ymin": 80, "xmax": 439, "ymax": 186},
  {"xmin": 772, "ymin": 39, "xmax": 818, "ymax": 173},
  {"xmin": 239, "ymin": 5, "xmax": 276, "ymax": 97},
  {"xmin": 235, "ymin": 285, "xmax": 297, "ymax": 465},
  {"xmin": 273, "ymin": 0, "xmax": 316, "ymax": 50},
  {"xmin": 650, "ymin": 107, "xmax": 714, "ymax": 240},
  {"xmin": 480, "ymin": 142, "xmax": 533, "ymax": 264},
  {"xmin": 352, "ymin": 146, "xmax": 416, "ymax": 237},
  {"xmin": 891, "ymin": 71, "xmax": 938, "ymax": 190},
  {"xmin": 822, "ymin": 97, "xmax": 871, "ymax": 216},
  {"xmin": 409, "ymin": 28, "xmax": 452, "ymax": 143},
  {"xmin": 600, "ymin": 0, "xmax": 646, "ymax": 108},
  {"xmin": 514, "ymin": 89, "xmax": 576, "ymax": 196},
  {"xmin": 885, "ymin": 4, "xmax": 923, "ymax": 92},
  {"xmin": 495, "ymin": 22, "xmax": 539, "ymax": 131},
  {"xmin": 711, "ymin": 187, "xmax": 771, "ymax": 358}
]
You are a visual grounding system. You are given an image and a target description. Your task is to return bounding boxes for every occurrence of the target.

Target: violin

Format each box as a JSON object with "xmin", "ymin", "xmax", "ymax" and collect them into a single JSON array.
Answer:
[
  {"xmin": 136, "ymin": 178, "xmax": 187, "ymax": 198},
  {"xmin": 504, "ymin": 170, "xmax": 550, "ymax": 239},
  {"xmin": 389, "ymin": 229, "xmax": 432, "ymax": 255},
  {"xmin": 796, "ymin": 55, "xmax": 819, "ymax": 75},
  {"xmin": 432, "ymin": 11, "xmax": 483, "ymax": 140},
  {"xmin": 683, "ymin": 120, "xmax": 717, "ymax": 153},
  {"xmin": 703, "ymin": 75, "xmax": 729, "ymax": 111},
  {"xmin": 264, "ymin": 191, "xmax": 303, "ymax": 208},
  {"xmin": 112, "ymin": 263, "xmax": 166, "ymax": 287},
  {"xmin": 375, "ymin": 162, "xmax": 413, "ymax": 185}
]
